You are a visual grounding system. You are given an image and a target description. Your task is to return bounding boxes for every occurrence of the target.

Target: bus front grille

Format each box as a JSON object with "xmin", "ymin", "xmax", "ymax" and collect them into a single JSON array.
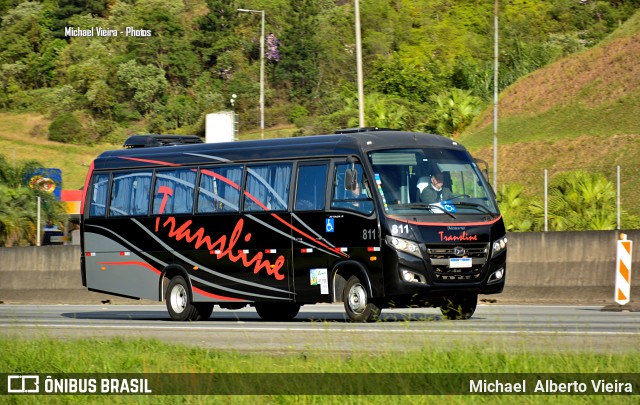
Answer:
[{"xmin": 426, "ymin": 244, "xmax": 489, "ymax": 282}]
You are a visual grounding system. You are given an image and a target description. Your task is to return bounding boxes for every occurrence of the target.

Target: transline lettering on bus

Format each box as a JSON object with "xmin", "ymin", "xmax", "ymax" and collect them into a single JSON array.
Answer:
[
  {"xmin": 155, "ymin": 184, "xmax": 286, "ymax": 280},
  {"xmin": 157, "ymin": 216, "xmax": 286, "ymax": 281},
  {"xmin": 438, "ymin": 231, "xmax": 479, "ymax": 242}
]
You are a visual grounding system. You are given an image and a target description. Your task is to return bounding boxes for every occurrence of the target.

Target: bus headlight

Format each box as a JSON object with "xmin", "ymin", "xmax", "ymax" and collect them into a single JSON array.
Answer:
[
  {"xmin": 386, "ymin": 235, "xmax": 422, "ymax": 258},
  {"xmin": 491, "ymin": 235, "xmax": 508, "ymax": 258}
]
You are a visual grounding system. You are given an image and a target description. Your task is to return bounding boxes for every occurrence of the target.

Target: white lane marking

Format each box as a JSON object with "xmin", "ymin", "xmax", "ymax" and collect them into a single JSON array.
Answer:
[{"xmin": 1, "ymin": 323, "xmax": 639, "ymax": 336}]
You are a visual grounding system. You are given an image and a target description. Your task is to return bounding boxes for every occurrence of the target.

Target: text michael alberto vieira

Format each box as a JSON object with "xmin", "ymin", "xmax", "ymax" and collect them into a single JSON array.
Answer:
[
  {"xmin": 470, "ymin": 378, "xmax": 633, "ymax": 393},
  {"xmin": 65, "ymin": 27, "xmax": 151, "ymax": 37}
]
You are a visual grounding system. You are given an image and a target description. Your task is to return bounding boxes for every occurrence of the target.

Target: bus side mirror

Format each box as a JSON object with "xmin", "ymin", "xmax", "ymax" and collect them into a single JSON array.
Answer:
[{"xmin": 344, "ymin": 168, "xmax": 358, "ymax": 191}]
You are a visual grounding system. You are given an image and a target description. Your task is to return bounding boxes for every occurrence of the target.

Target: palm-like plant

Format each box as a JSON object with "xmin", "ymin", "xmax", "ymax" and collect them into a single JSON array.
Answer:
[
  {"xmin": 547, "ymin": 171, "xmax": 617, "ymax": 231},
  {"xmin": 0, "ymin": 186, "xmax": 37, "ymax": 246},
  {"xmin": 0, "ymin": 155, "xmax": 67, "ymax": 246},
  {"xmin": 346, "ymin": 92, "xmax": 410, "ymax": 129},
  {"xmin": 431, "ymin": 88, "xmax": 482, "ymax": 137},
  {"xmin": 497, "ymin": 183, "xmax": 539, "ymax": 232},
  {"xmin": 0, "ymin": 155, "xmax": 43, "ymax": 188}
]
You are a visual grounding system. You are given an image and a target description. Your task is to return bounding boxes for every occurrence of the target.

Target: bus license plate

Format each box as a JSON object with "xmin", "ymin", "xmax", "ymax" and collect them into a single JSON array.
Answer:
[{"xmin": 449, "ymin": 258, "xmax": 472, "ymax": 268}]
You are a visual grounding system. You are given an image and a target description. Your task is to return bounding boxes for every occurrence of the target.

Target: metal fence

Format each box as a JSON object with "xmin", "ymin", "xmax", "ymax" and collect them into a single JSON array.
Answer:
[{"xmin": 492, "ymin": 163, "xmax": 640, "ymax": 231}]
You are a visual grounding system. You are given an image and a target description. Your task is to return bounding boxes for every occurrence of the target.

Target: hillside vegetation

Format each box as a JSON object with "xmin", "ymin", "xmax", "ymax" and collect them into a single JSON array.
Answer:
[
  {"xmin": 461, "ymin": 10, "xmax": 640, "ymax": 222},
  {"xmin": 1, "ymin": 1, "xmax": 640, "ymax": 240},
  {"xmin": 1, "ymin": 0, "xmax": 638, "ymax": 140}
]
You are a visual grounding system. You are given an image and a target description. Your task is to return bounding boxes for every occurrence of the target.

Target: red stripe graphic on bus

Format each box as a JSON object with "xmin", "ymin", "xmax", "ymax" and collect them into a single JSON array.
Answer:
[
  {"xmin": 98, "ymin": 261, "xmax": 162, "ymax": 275},
  {"xmin": 120, "ymin": 157, "xmax": 181, "ymax": 166},
  {"xmin": 239, "ymin": 184, "xmax": 348, "ymax": 257},
  {"xmin": 80, "ymin": 160, "xmax": 94, "ymax": 215},
  {"xmin": 269, "ymin": 211, "xmax": 349, "ymax": 258},
  {"xmin": 387, "ymin": 215, "xmax": 502, "ymax": 227}
]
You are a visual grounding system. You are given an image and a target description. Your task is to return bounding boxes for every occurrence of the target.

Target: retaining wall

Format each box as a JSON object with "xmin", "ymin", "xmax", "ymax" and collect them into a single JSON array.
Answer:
[{"xmin": 1, "ymin": 230, "xmax": 638, "ymax": 305}]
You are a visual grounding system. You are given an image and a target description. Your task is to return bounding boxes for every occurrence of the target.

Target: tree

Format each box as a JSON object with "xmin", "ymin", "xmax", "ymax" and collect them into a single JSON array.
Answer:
[
  {"xmin": 0, "ymin": 2, "xmax": 51, "ymax": 88},
  {"xmin": 127, "ymin": 1, "xmax": 201, "ymax": 87},
  {"xmin": 117, "ymin": 60, "xmax": 168, "ymax": 114},
  {"xmin": 194, "ymin": 0, "xmax": 240, "ymax": 68},
  {"xmin": 274, "ymin": 0, "xmax": 322, "ymax": 103},
  {"xmin": 369, "ymin": 57, "xmax": 443, "ymax": 103},
  {"xmin": 50, "ymin": 0, "xmax": 109, "ymax": 38}
]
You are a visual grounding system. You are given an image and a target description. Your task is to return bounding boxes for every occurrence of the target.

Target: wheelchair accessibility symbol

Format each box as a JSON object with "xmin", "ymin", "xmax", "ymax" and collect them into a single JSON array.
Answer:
[
  {"xmin": 325, "ymin": 218, "xmax": 335, "ymax": 232},
  {"xmin": 441, "ymin": 200, "xmax": 457, "ymax": 213}
]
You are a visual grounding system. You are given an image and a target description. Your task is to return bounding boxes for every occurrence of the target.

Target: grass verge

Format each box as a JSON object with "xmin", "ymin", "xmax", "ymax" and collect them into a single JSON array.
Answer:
[{"xmin": 1, "ymin": 336, "xmax": 639, "ymax": 404}]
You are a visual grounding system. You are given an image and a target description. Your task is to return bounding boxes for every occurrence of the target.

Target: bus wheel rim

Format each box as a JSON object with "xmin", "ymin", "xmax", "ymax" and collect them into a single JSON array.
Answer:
[
  {"xmin": 348, "ymin": 283, "xmax": 367, "ymax": 314},
  {"xmin": 170, "ymin": 284, "xmax": 187, "ymax": 313}
]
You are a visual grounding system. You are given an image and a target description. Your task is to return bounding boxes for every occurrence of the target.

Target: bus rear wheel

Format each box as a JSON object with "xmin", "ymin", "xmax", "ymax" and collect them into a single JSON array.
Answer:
[
  {"xmin": 255, "ymin": 303, "xmax": 301, "ymax": 321},
  {"xmin": 344, "ymin": 275, "xmax": 380, "ymax": 322},
  {"xmin": 440, "ymin": 294, "xmax": 477, "ymax": 320},
  {"xmin": 166, "ymin": 276, "xmax": 210, "ymax": 321}
]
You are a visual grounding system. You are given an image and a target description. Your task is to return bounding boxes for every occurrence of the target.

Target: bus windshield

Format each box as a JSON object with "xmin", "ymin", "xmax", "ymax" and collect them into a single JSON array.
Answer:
[{"xmin": 368, "ymin": 148, "xmax": 499, "ymax": 216}]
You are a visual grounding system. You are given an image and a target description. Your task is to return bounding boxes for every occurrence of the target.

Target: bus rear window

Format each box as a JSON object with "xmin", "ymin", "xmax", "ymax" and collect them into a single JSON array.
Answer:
[{"xmin": 89, "ymin": 173, "xmax": 109, "ymax": 217}]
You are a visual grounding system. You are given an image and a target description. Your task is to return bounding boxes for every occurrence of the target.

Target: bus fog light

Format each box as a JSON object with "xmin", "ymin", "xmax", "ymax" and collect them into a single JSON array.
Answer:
[
  {"xmin": 401, "ymin": 270, "xmax": 426, "ymax": 284},
  {"xmin": 488, "ymin": 268, "xmax": 504, "ymax": 284}
]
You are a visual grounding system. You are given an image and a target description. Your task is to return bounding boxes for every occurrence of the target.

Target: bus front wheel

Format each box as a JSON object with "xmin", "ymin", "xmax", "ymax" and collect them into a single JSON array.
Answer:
[
  {"xmin": 344, "ymin": 275, "xmax": 380, "ymax": 322},
  {"xmin": 440, "ymin": 294, "xmax": 477, "ymax": 320},
  {"xmin": 166, "ymin": 276, "xmax": 211, "ymax": 321}
]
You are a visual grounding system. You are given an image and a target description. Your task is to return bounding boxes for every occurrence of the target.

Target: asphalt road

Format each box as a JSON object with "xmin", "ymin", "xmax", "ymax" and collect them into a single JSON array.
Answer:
[{"xmin": 1, "ymin": 304, "xmax": 639, "ymax": 353}]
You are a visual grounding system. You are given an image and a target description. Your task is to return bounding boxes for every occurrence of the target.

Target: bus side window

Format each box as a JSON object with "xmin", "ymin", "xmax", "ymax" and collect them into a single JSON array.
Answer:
[
  {"xmin": 153, "ymin": 169, "xmax": 197, "ymax": 215},
  {"xmin": 89, "ymin": 173, "xmax": 110, "ymax": 217},
  {"xmin": 197, "ymin": 165, "xmax": 243, "ymax": 213},
  {"xmin": 244, "ymin": 163, "xmax": 292, "ymax": 212},
  {"xmin": 109, "ymin": 172, "xmax": 152, "ymax": 217},
  {"xmin": 331, "ymin": 163, "xmax": 374, "ymax": 215},
  {"xmin": 295, "ymin": 164, "xmax": 327, "ymax": 211}
]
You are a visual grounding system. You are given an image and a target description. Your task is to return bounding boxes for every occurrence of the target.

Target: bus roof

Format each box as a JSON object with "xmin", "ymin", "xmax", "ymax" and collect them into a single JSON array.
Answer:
[{"xmin": 92, "ymin": 129, "xmax": 465, "ymax": 171}]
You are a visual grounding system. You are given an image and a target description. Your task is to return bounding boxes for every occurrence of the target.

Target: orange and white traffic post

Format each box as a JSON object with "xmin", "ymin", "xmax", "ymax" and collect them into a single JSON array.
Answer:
[{"xmin": 614, "ymin": 233, "xmax": 633, "ymax": 305}]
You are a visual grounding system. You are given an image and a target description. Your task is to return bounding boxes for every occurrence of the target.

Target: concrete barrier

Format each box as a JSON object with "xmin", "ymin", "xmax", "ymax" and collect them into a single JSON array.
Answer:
[
  {"xmin": 1, "ymin": 230, "xmax": 638, "ymax": 305},
  {"xmin": 498, "ymin": 230, "xmax": 639, "ymax": 304}
]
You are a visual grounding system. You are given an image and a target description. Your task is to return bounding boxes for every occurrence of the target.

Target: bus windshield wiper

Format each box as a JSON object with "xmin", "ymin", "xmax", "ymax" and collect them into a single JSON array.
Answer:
[
  {"xmin": 396, "ymin": 203, "xmax": 456, "ymax": 219},
  {"xmin": 450, "ymin": 201, "xmax": 496, "ymax": 215}
]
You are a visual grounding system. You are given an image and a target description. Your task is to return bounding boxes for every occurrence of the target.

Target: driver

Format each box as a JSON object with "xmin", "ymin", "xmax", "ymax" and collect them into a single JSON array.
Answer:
[{"xmin": 420, "ymin": 173, "xmax": 453, "ymax": 204}]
